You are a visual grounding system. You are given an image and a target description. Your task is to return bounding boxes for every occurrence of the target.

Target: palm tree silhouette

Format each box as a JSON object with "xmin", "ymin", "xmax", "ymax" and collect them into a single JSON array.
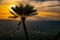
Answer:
[{"xmin": 9, "ymin": 4, "xmax": 37, "ymax": 40}]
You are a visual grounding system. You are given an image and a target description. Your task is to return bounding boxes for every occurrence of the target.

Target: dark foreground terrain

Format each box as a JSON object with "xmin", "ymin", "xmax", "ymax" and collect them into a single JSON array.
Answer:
[{"xmin": 0, "ymin": 19, "xmax": 60, "ymax": 40}]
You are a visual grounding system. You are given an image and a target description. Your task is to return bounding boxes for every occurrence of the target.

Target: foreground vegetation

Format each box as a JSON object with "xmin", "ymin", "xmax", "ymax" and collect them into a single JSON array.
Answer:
[{"xmin": 0, "ymin": 30, "xmax": 60, "ymax": 40}]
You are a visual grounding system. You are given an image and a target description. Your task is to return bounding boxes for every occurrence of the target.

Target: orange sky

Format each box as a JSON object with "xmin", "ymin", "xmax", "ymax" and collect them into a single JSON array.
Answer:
[
  {"xmin": 0, "ymin": 0, "xmax": 60, "ymax": 20},
  {"xmin": 0, "ymin": 1, "xmax": 17, "ymax": 19}
]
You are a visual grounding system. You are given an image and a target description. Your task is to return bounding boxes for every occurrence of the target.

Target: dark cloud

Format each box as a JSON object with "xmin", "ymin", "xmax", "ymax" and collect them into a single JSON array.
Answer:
[
  {"xmin": 33, "ymin": 1, "xmax": 60, "ymax": 13},
  {"xmin": 30, "ymin": 0, "xmax": 60, "ymax": 2},
  {"xmin": 30, "ymin": 0, "xmax": 44, "ymax": 1},
  {"xmin": 0, "ymin": 0, "xmax": 2, "ymax": 2}
]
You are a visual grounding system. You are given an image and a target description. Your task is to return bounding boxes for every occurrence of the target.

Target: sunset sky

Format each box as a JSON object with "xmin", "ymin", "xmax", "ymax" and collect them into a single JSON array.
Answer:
[{"xmin": 0, "ymin": 0, "xmax": 60, "ymax": 20}]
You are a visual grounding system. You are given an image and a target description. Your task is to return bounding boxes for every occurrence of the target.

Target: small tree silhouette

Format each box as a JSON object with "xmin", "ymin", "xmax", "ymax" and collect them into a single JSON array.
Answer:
[{"xmin": 9, "ymin": 4, "xmax": 37, "ymax": 40}]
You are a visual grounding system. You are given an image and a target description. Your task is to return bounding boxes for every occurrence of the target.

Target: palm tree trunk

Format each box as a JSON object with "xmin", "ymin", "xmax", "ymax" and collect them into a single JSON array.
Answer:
[{"xmin": 21, "ymin": 17, "xmax": 29, "ymax": 40}]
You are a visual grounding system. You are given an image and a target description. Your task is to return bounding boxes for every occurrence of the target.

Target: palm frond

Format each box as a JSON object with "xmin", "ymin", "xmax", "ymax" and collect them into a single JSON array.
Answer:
[
  {"xmin": 11, "ymin": 6, "xmax": 20, "ymax": 15},
  {"xmin": 10, "ymin": 11, "xmax": 17, "ymax": 16},
  {"xmin": 9, "ymin": 16, "xmax": 18, "ymax": 18},
  {"xmin": 24, "ymin": 4, "xmax": 36, "ymax": 16},
  {"xmin": 10, "ymin": 4, "xmax": 37, "ymax": 17},
  {"xmin": 29, "ymin": 12, "xmax": 38, "ymax": 17}
]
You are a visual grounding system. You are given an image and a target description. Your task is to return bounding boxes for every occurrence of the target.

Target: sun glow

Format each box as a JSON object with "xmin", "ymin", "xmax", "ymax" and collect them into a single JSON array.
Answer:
[
  {"xmin": 9, "ymin": 5, "xmax": 16, "ymax": 12},
  {"xmin": 0, "ymin": 2, "xmax": 17, "ymax": 19}
]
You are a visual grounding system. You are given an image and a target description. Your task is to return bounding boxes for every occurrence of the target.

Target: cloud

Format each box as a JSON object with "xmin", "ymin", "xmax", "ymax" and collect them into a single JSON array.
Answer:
[
  {"xmin": 28, "ymin": 1, "xmax": 60, "ymax": 13},
  {"xmin": 1, "ymin": 0, "xmax": 60, "ymax": 14},
  {"xmin": 0, "ymin": 0, "xmax": 22, "ymax": 5}
]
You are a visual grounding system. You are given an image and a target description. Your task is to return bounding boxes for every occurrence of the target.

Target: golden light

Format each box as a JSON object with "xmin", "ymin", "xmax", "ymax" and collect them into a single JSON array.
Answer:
[{"xmin": 9, "ymin": 5, "xmax": 16, "ymax": 12}]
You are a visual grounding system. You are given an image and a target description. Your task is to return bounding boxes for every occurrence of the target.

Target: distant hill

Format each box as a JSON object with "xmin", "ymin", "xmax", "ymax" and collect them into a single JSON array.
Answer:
[
  {"xmin": 26, "ymin": 20, "xmax": 60, "ymax": 33},
  {"xmin": 0, "ymin": 19, "xmax": 60, "ymax": 33}
]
